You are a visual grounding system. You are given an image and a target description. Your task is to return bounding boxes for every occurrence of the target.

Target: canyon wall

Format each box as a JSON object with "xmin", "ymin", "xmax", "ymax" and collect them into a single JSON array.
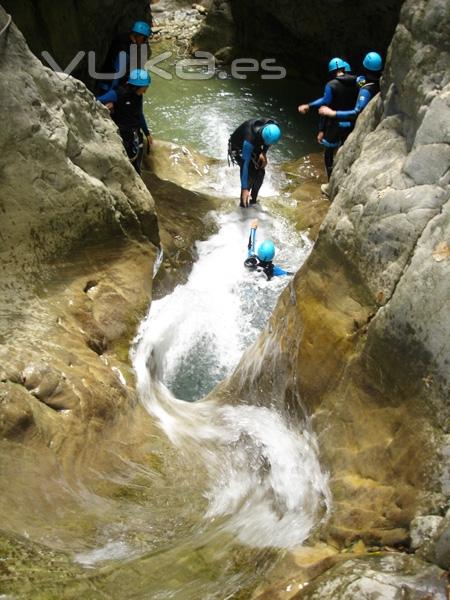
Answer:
[
  {"xmin": 228, "ymin": 0, "xmax": 450, "ymax": 554},
  {"xmin": 0, "ymin": 5, "xmax": 159, "ymax": 444}
]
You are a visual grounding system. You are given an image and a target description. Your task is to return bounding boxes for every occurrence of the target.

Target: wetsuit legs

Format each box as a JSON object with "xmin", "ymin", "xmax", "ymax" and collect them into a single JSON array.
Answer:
[
  {"xmin": 250, "ymin": 167, "xmax": 265, "ymax": 203},
  {"xmin": 119, "ymin": 127, "xmax": 144, "ymax": 175},
  {"xmin": 237, "ymin": 157, "xmax": 265, "ymax": 206},
  {"xmin": 324, "ymin": 147, "xmax": 335, "ymax": 180},
  {"xmin": 134, "ymin": 142, "xmax": 144, "ymax": 175}
]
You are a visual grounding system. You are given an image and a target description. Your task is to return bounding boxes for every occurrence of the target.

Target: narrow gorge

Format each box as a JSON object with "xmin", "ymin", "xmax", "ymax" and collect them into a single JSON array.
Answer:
[{"xmin": 0, "ymin": 0, "xmax": 449, "ymax": 598}]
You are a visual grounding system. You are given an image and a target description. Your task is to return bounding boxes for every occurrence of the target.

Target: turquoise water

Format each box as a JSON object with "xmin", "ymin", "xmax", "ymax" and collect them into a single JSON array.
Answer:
[{"xmin": 144, "ymin": 60, "xmax": 320, "ymax": 162}]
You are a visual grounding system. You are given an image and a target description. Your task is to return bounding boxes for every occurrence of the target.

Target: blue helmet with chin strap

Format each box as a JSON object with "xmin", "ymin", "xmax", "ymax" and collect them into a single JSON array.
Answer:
[
  {"xmin": 328, "ymin": 57, "xmax": 346, "ymax": 73},
  {"xmin": 131, "ymin": 21, "xmax": 152, "ymax": 38},
  {"xmin": 258, "ymin": 240, "xmax": 276, "ymax": 262},
  {"xmin": 262, "ymin": 123, "xmax": 281, "ymax": 146},
  {"xmin": 363, "ymin": 52, "xmax": 383, "ymax": 72},
  {"xmin": 128, "ymin": 68, "xmax": 151, "ymax": 87}
]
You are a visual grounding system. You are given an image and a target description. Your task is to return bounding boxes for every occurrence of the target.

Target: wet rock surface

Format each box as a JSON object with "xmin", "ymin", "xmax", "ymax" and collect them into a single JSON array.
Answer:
[
  {"xmin": 142, "ymin": 141, "xmax": 228, "ymax": 297},
  {"xmin": 0, "ymin": 7, "xmax": 159, "ymax": 443},
  {"xmin": 191, "ymin": 0, "xmax": 236, "ymax": 61},
  {"xmin": 275, "ymin": 153, "xmax": 329, "ymax": 241},
  {"xmin": 225, "ymin": 0, "xmax": 450, "ymax": 559},
  {"xmin": 292, "ymin": 554, "xmax": 448, "ymax": 600}
]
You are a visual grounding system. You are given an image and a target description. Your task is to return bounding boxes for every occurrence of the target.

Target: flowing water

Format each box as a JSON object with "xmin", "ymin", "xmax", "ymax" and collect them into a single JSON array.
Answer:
[
  {"xmin": 113, "ymin": 45, "xmax": 331, "ymax": 598},
  {"xmin": 2, "ymin": 33, "xmax": 332, "ymax": 600}
]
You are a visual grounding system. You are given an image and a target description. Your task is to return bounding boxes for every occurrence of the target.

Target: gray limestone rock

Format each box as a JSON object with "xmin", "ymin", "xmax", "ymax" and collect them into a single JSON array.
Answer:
[
  {"xmin": 410, "ymin": 516, "xmax": 444, "ymax": 550},
  {"xmin": 294, "ymin": 555, "xmax": 448, "ymax": 600},
  {"xmin": 0, "ymin": 6, "xmax": 159, "ymax": 289}
]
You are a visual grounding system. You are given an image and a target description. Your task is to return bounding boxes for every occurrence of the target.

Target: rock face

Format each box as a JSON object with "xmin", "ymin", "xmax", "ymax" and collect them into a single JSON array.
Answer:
[
  {"xmin": 293, "ymin": 554, "xmax": 448, "ymax": 600},
  {"xmin": 0, "ymin": 6, "xmax": 159, "ymax": 444},
  {"xmin": 228, "ymin": 0, "xmax": 404, "ymax": 76},
  {"xmin": 191, "ymin": 0, "xmax": 236, "ymax": 61},
  {"xmin": 0, "ymin": 0, "xmax": 151, "ymax": 87},
  {"xmin": 226, "ymin": 0, "xmax": 450, "ymax": 550}
]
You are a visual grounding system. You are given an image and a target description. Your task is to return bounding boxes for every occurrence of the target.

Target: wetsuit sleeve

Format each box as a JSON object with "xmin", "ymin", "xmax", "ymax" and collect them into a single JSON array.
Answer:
[
  {"xmin": 248, "ymin": 227, "xmax": 257, "ymax": 257},
  {"xmin": 335, "ymin": 88, "xmax": 373, "ymax": 120},
  {"xmin": 97, "ymin": 90, "xmax": 118, "ymax": 104},
  {"xmin": 241, "ymin": 139, "xmax": 254, "ymax": 189},
  {"xmin": 140, "ymin": 113, "xmax": 150, "ymax": 136},
  {"xmin": 308, "ymin": 84, "xmax": 333, "ymax": 108},
  {"xmin": 273, "ymin": 265, "xmax": 291, "ymax": 277}
]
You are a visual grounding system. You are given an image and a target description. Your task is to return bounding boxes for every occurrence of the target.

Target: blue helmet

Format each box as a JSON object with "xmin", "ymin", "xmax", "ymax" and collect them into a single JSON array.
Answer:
[
  {"xmin": 131, "ymin": 21, "xmax": 152, "ymax": 38},
  {"xmin": 128, "ymin": 68, "xmax": 151, "ymax": 87},
  {"xmin": 258, "ymin": 240, "xmax": 276, "ymax": 262},
  {"xmin": 343, "ymin": 61, "xmax": 352, "ymax": 73},
  {"xmin": 363, "ymin": 52, "xmax": 383, "ymax": 72},
  {"xmin": 328, "ymin": 57, "xmax": 347, "ymax": 73},
  {"xmin": 262, "ymin": 124, "xmax": 281, "ymax": 146}
]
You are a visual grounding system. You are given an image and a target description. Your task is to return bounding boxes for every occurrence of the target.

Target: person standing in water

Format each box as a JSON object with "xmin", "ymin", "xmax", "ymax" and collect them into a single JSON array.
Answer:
[
  {"xmin": 228, "ymin": 119, "xmax": 282, "ymax": 208},
  {"xmin": 244, "ymin": 220, "xmax": 293, "ymax": 280},
  {"xmin": 97, "ymin": 68, "xmax": 153, "ymax": 175}
]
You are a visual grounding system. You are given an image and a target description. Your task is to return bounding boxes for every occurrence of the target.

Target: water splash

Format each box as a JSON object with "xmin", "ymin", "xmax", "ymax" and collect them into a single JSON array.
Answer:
[{"xmin": 132, "ymin": 208, "xmax": 331, "ymax": 549}]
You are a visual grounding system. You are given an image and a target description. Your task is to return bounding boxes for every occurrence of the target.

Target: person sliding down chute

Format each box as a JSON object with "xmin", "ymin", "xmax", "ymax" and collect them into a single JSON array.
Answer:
[{"xmin": 244, "ymin": 220, "xmax": 293, "ymax": 280}]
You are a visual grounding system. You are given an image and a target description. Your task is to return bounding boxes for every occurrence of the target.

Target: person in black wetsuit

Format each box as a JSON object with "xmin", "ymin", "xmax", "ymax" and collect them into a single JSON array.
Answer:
[
  {"xmin": 319, "ymin": 52, "xmax": 383, "ymax": 130},
  {"xmin": 228, "ymin": 118, "xmax": 282, "ymax": 207},
  {"xmin": 96, "ymin": 21, "xmax": 152, "ymax": 94},
  {"xmin": 298, "ymin": 57, "xmax": 360, "ymax": 180},
  {"xmin": 97, "ymin": 69, "xmax": 152, "ymax": 175}
]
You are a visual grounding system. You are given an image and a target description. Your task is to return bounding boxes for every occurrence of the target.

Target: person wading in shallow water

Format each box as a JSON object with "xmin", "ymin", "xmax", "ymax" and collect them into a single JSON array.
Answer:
[
  {"xmin": 228, "ymin": 119, "xmax": 282, "ymax": 208},
  {"xmin": 244, "ymin": 219, "xmax": 293, "ymax": 280},
  {"xmin": 96, "ymin": 20, "xmax": 152, "ymax": 94},
  {"xmin": 298, "ymin": 57, "xmax": 360, "ymax": 183},
  {"xmin": 97, "ymin": 68, "xmax": 153, "ymax": 176}
]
